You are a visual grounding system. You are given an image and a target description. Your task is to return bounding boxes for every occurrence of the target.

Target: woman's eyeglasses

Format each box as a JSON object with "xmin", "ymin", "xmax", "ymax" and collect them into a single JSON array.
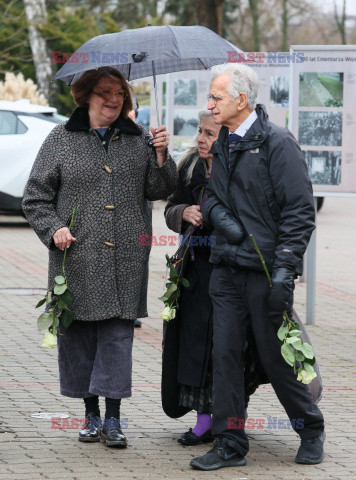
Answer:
[{"xmin": 92, "ymin": 88, "xmax": 127, "ymax": 101}]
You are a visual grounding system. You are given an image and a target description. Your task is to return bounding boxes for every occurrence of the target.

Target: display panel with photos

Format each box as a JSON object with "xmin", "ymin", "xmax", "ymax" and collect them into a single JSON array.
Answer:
[
  {"xmin": 172, "ymin": 138, "xmax": 192, "ymax": 161},
  {"xmin": 298, "ymin": 111, "xmax": 342, "ymax": 147},
  {"xmin": 131, "ymin": 81, "xmax": 151, "ymax": 106},
  {"xmin": 270, "ymin": 76, "xmax": 289, "ymax": 107},
  {"xmin": 162, "ymin": 82, "xmax": 166, "ymax": 106},
  {"xmin": 174, "ymin": 79, "xmax": 197, "ymax": 106},
  {"xmin": 174, "ymin": 109, "xmax": 199, "ymax": 136},
  {"xmin": 136, "ymin": 108, "xmax": 150, "ymax": 130},
  {"xmin": 304, "ymin": 150, "xmax": 342, "ymax": 185}
]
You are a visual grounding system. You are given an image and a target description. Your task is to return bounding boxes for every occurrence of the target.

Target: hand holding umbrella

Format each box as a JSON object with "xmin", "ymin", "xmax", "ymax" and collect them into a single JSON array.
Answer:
[{"xmin": 150, "ymin": 126, "xmax": 170, "ymax": 166}]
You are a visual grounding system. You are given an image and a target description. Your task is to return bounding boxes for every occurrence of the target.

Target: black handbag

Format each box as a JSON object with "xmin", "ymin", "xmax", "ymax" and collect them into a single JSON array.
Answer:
[{"xmin": 168, "ymin": 225, "xmax": 195, "ymax": 277}]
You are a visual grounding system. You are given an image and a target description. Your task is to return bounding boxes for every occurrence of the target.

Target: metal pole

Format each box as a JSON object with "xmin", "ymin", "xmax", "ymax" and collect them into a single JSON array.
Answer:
[
  {"xmin": 306, "ymin": 197, "xmax": 317, "ymax": 324},
  {"xmin": 299, "ymin": 256, "xmax": 306, "ymax": 283},
  {"xmin": 152, "ymin": 61, "xmax": 160, "ymax": 127}
]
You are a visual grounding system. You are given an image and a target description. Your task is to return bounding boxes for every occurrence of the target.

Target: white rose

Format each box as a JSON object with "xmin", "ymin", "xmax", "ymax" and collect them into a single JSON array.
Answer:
[
  {"xmin": 160, "ymin": 306, "xmax": 176, "ymax": 321},
  {"xmin": 297, "ymin": 369, "xmax": 317, "ymax": 385},
  {"xmin": 42, "ymin": 332, "xmax": 57, "ymax": 349}
]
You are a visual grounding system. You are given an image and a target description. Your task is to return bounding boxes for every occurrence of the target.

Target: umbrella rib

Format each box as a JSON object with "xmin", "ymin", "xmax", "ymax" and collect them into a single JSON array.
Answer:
[
  {"xmin": 197, "ymin": 58, "xmax": 209, "ymax": 70},
  {"xmin": 166, "ymin": 25, "xmax": 182, "ymax": 58}
]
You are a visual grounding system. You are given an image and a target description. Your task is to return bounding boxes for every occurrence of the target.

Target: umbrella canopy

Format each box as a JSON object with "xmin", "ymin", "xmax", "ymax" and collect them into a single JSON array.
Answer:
[{"xmin": 53, "ymin": 25, "xmax": 243, "ymax": 85}]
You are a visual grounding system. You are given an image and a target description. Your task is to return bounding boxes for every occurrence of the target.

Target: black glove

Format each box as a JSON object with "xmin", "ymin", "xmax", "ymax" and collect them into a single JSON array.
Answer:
[
  {"xmin": 269, "ymin": 267, "xmax": 295, "ymax": 312},
  {"xmin": 210, "ymin": 203, "xmax": 245, "ymax": 245}
]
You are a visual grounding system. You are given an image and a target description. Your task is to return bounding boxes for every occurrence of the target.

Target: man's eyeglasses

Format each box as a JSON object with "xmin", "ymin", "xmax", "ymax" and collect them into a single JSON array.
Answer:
[
  {"xmin": 206, "ymin": 93, "xmax": 230, "ymax": 104},
  {"xmin": 92, "ymin": 88, "xmax": 127, "ymax": 101}
]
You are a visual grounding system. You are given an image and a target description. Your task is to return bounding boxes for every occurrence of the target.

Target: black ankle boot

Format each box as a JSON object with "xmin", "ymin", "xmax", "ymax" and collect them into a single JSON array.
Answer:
[
  {"xmin": 101, "ymin": 417, "xmax": 127, "ymax": 448},
  {"xmin": 78, "ymin": 413, "xmax": 102, "ymax": 443}
]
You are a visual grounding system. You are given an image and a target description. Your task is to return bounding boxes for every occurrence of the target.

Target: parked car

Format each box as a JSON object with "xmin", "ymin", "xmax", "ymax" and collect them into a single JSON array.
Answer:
[{"xmin": 0, "ymin": 99, "xmax": 67, "ymax": 215}]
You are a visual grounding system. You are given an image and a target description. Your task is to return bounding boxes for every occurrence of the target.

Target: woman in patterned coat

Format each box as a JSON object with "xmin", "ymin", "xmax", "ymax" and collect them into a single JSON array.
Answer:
[{"xmin": 22, "ymin": 67, "xmax": 177, "ymax": 448}]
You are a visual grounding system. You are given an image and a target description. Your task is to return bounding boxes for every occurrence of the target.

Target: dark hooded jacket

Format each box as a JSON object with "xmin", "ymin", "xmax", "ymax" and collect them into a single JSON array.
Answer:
[{"xmin": 203, "ymin": 104, "xmax": 315, "ymax": 276}]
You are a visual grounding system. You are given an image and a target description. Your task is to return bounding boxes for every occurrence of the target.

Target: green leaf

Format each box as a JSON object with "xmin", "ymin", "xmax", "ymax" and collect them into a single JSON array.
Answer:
[
  {"xmin": 57, "ymin": 299, "xmax": 67, "ymax": 310},
  {"xmin": 180, "ymin": 277, "xmax": 189, "ymax": 287},
  {"xmin": 299, "ymin": 342, "xmax": 315, "ymax": 360},
  {"xmin": 46, "ymin": 291, "xmax": 52, "ymax": 305},
  {"xmin": 289, "ymin": 329, "xmax": 302, "ymax": 336},
  {"xmin": 281, "ymin": 343, "xmax": 295, "ymax": 367},
  {"xmin": 286, "ymin": 336, "xmax": 302, "ymax": 345},
  {"xmin": 295, "ymin": 351, "xmax": 305, "ymax": 362},
  {"xmin": 158, "ymin": 294, "xmax": 169, "ymax": 303},
  {"xmin": 54, "ymin": 284, "xmax": 67, "ymax": 295},
  {"xmin": 291, "ymin": 339, "xmax": 302, "ymax": 350},
  {"xmin": 292, "ymin": 341, "xmax": 304, "ymax": 351},
  {"xmin": 53, "ymin": 317, "xmax": 59, "ymax": 329},
  {"xmin": 166, "ymin": 284, "xmax": 177, "ymax": 297},
  {"xmin": 54, "ymin": 275, "xmax": 66, "ymax": 285},
  {"xmin": 303, "ymin": 356, "xmax": 316, "ymax": 366},
  {"xmin": 169, "ymin": 269, "xmax": 179, "ymax": 282},
  {"xmin": 61, "ymin": 309, "xmax": 74, "ymax": 329},
  {"xmin": 35, "ymin": 297, "xmax": 46, "ymax": 309},
  {"xmin": 303, "ymin": 362, "xmax": 315, "ymax": 373},
  {"xmin": 60, "ymin": 289, "xmax": 74, "ymax": 305},
  {"xmin": 277, "ymin": 324, "xmax": 289, "ymax": 341},
  {"xmin": 37, "ymin": 312, "xmax": 54, "ymax": 331}
]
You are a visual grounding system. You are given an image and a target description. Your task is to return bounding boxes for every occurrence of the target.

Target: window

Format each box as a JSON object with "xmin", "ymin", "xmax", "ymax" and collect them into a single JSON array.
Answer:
[
  {"xmin": 0, "ymin": 111, "xmax": 28, "ymax": 134},
  {"xmin": 0, "ymin": 111, "xmax": 17, "ymax": 134},
  {"xmin": 17, "ymin": 118, "xmax": 28, "ymax": 134}
]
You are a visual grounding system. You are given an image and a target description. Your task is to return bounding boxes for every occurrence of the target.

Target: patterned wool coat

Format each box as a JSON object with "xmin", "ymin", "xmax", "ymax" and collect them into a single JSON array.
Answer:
[{"xmin": 22, "ymin": 107, "xmax": 177, "ymax": 321}]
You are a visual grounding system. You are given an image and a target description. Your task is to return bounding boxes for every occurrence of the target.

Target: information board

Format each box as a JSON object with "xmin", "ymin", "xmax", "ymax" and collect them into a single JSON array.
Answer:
[{"xmin": 290, "ymin": 45, "xmax": 356, "ymax": 196}]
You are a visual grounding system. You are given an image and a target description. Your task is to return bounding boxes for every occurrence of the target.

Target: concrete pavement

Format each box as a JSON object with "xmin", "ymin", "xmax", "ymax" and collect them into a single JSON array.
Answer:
[{"xmin": 0, "ymin": 197, "xmax": 355, "ymax": 480}]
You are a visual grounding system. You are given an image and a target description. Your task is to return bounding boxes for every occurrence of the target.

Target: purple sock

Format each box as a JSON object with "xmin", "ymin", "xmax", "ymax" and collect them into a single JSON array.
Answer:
[{"xmin": 192, "ymin": 413, "xmax": 212, "ymax": 437}]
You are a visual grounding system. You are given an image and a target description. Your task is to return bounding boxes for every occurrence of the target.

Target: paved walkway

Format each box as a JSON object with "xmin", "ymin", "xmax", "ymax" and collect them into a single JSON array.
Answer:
[{"xmin": 0, "ymin": 198, "xmax": 355, "ymax": 480}]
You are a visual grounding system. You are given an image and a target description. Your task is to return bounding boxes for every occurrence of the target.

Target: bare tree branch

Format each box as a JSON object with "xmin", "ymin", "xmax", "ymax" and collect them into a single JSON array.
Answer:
[{"xmin": 334, "ymin": 0, "xmax": 347, "ymax": 44}]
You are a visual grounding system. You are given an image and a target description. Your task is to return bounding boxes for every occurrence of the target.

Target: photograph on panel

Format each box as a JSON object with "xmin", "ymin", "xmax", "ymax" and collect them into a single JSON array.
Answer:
[
  {"xmin": 299, "ymin": 111, "xmax": 342, "ymax": 146},
  {"xmin": 299, "ymin": 73, "xmax": 343, "ymax": 107},
  {"xmin": 304, "ymin": 150, "xmax": 342, "ymax": 185}
]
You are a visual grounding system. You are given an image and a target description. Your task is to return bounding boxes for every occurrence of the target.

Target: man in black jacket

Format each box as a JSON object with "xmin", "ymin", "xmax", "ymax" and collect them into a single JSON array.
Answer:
[{"xmin": 190, "ymin": 63, "xmax": 325, "ymax": 471}]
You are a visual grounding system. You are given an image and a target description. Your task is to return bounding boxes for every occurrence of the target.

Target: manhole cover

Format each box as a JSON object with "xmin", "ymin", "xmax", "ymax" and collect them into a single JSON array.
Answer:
[
  {"xmin": 31, "ymin": 412, "xmax": 70, "ymax": 419},
  {"xmin": 0, "ymin": 288, "xmax": 46, "ymax": 295}
]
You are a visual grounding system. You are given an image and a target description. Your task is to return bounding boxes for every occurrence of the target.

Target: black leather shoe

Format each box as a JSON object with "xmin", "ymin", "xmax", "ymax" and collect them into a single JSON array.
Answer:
[
  {"xmin": 101, "ymin": 417, "xmax": 127, "ymax": 448},
  {"xmin": 178, "ymin": 428, "xmax": 214, "ymax": 446},
  {"xmin": 295, "ymin": 430, "xmax": 326, "ymax": 464},
  {"xmin": 190, "ymin": 438, "xmax": 247, "ymax": 471},
  {"xmin": 78, "ymin": 413, "xmax": 101, "ymax": 443}
]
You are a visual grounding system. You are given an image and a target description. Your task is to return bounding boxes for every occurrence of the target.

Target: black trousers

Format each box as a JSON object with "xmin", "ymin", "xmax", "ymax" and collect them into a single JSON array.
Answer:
[{"xmin": 209, "ymin": 265, "xmax": 324, "ymax": 457}]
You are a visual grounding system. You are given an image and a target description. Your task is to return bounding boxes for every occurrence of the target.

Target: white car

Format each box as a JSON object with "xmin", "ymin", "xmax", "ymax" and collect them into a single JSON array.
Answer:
[{"xmin": 0, "ymin": 99, "xmax": 67, "ymax": 215}]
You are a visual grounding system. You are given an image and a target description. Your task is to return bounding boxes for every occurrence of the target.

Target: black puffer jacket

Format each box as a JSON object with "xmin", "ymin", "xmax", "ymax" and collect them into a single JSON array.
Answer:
[{"xmin": 203, "ymin": 104, "xmax": 315, "ymax": 276}]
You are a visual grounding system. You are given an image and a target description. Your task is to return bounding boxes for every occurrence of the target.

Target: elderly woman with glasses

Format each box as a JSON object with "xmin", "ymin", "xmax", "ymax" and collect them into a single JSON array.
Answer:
[{"xmin": 22, "ymin": 66, "xmax": 177, "ymax": 448}]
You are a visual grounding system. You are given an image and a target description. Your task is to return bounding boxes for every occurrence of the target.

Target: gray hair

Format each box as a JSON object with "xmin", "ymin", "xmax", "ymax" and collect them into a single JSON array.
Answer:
[
  {"xmin": 210, "ymin": 63, "xmax": 260, "ymax": 109},
  {"xmin": 177, "ymin": 110, "xmax": 213, "ymax": 184}
]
